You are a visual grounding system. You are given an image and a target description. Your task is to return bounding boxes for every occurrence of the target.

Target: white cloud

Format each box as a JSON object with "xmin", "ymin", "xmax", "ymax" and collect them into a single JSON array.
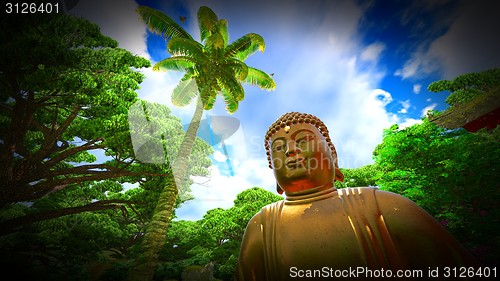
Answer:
[
  {"xmin": 422, "ymin": 103, "xmax": 437, "ymax": 117},
  {"xmin": 398, "ymin": 99, "xmax": 411, "ymax": 114},
  {"xmin": 398, "ymin": 118, "xmax": 422, "ymax": 129},
  {"xmin": 329, "ymin": 86, "xmax": 400, "ymax": 168},
  {"xmin": 265, "ymin": 51, "xmax": 397, "ymax": 169},
  {"xmin": 360, "ymin": 42, "xmax": 386, "ymax": 62},
  {"xmin": 372, "ymin": 89, "xmax": 393, "ymax": 106},
  {"xmin": 70, "ymin": 0, "xmax": 149, "ymax": 59},
  {"xmin": 213, "ymin": 151, "xmax": 227, "ymax": 162},
  {"xmin": 413, "ymin": 84, "xmax": 422, "ymax": 94},
  {"xmin": 175, "ymin": 159, "xmax": 277, "ymax": 221},
  {"xmin": 394, "ymin": 49, "xmax": 440, "ymax": 79}
]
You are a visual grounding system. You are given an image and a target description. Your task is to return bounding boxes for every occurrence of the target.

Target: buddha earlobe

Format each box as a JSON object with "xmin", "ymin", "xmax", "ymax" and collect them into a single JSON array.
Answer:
[
  {"xmin": 276, "ymin": 183, "xmax": 284, "ymax": 194},
  {"xmin": 335, "ymin": 167, "xmax": 344, "ymax": 182}
]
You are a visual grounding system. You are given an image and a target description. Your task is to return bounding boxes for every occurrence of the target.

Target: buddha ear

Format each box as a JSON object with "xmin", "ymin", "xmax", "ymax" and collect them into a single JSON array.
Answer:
[
  {"xmin": 335, "ymin": 167, "xmax": 344, "ymax": 182},
  {"xmin": 276, "ymin": 183, "xmax": 284, "ymax": 195}
]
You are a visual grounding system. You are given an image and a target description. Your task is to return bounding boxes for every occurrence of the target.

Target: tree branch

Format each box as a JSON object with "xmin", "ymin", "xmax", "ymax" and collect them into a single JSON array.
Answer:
[
  {"xmin": 23, "ymin": 168, "xmax": 169, "ymax": 203},
  {"xmin": 47, "ymin": 163, "xmax": 136, "ymax": 177},
  {"xmin": 43, "ymin": 138, "xmax": 106, "ymax": 169},
  {"xmin": 0, "ymin": 199, "xmax": 145, "ymax": 236},
  {"xmin": 13, "ymin": 106, "xmax": 82, "ymax": 179}
]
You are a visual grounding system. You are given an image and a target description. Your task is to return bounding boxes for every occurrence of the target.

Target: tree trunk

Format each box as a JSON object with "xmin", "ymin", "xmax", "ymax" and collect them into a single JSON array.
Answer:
[
  {"xmin": 126, "ymin": 98, "xmax": 204, "ymax": 281},
  {"xmin": 172, "ymin": 97, "xmax": 205, "ymax": 200},
  {"xmin": 126, "ymin": 176, "xmax": 178, "ymax": 281}
]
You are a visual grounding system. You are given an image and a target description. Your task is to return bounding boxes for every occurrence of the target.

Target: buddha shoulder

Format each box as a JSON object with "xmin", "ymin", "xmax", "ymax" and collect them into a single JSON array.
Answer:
[
  {"xmin": 244, "ymin": 200, "xmax": 285, "ymax": 230},
  {"xmin": 372, "ymin": 189, "xmax": 453, "ymax": 237},
  {"xmin": 373, "ymin": 189, "xmax": 481, "ymax": 266},
  {"xmin": 373, "ymin": 189, "xmax": 435, "ymax": 222}
]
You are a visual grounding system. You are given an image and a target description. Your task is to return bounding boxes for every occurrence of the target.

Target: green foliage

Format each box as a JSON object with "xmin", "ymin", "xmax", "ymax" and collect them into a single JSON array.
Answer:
[
  {"xmin": 154, "ymin": 187, "xmax": 282, "ymax": 281},
  {"xmin": 100, "ymin": 260, "xmax": 135, "ymax": 281},
  {"xmin": 0, "ymin": 9, "xmax": 213, "ymax": 208},
  {"xmin": 336, "ymin": 165, "xmax": 378, "ymax": 188},
  {"xmin": 127, "ymin": 100, "xmax": 213, "ymax": 199},
  {"xmin": 0, "ymin": 10, "xmax": 214, "ymax": 280},
  {"xmin": 0, "ymin": 182, "xmax": 140, "ymax": 280},
  {"xmin": 373, "ymin": 118, "xmax": 499, "ymax": 265},
  {"xmin": 0, "ymin": 11, "xmax": 153, "ymax": 206},
  {"xmin": 428, "ymin": 68, "xmax": 500, "ymax": 106}
]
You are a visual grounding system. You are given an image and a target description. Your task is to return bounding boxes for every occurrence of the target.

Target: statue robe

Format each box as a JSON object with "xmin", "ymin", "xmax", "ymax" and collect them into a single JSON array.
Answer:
[{"xmin": 236, "ymin": 187, "xmax": 479, "ymax": 280}]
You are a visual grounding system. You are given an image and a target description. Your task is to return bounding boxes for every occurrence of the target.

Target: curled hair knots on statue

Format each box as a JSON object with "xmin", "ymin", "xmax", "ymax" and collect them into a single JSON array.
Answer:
[{"xmin": 264, "ymin": 112, "xmax": 339, "ymax": 170}]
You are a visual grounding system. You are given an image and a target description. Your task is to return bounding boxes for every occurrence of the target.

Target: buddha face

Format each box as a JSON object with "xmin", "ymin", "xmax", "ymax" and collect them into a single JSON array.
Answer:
[{"xmin": 270, "ymin": 123, "xmax": 335, "ymax": 193}]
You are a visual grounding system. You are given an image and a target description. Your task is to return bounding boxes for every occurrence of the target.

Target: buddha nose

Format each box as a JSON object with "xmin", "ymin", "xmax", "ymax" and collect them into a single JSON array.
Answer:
[{"xmin": 285, "ymin": 140, "xmax": 298, "ymax": 156}]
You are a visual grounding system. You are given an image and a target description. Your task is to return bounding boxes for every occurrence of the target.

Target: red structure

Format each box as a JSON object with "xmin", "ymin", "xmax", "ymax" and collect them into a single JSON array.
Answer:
[
  {"xmin": 430, "ymin": 88, "xmax": 499, "ymax": 133},
  {"xmin": 462, "ymin": 107, "xmax": 500, "ymax": 132}
]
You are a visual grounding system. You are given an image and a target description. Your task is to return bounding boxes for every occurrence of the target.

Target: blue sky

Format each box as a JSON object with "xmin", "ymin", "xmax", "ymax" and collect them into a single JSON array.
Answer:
[{"xmin": 71, "ymin": 0, "xmax": 500, "ymax": 220}]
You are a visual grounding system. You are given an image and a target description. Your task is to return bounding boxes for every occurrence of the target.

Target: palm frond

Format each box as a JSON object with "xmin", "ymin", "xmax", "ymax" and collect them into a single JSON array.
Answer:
[
  {"xmin": 219, "ymin": 86, "xmax": 241, "ymax": 114},
  {"xmin": 223, "ymin": 59, "xmax": 248, "ymax": 80},
  {"xmin": 153, "ymin": 57, "xmax": 195, "ymax": 72},
  {"xmin": 199, "ymin": 78, "xmax": 218, "ymax": 110},
  {"xmin": 204, "ymin": 91, "xmax": 218, "ymax": 110},
  {"xmin": 225, "ymin": 33, "xmax": 265, "ymax": 61},
  {"xmin": 218, "ymin": 70, "xmax": 245, "ymax": 113},
  {"xmin": 171, "ymin": 74, "xmax": 199, "ymax": 107},
  {"xmin": 140, "ymin": 5, "xmax": 276, "ymax": 115},
  {"xmin": 244, "ymin": 67, "xmax": 276, "ymax": 90},
  {"xmin": 197, "ymin": 6, "xmax": 218, "ymax": 43},
  {"xmin": 167, "ymin": 38, "xmax": 206, "ymax": 59},
  {"xmin": 204, "ymin": 33, "xmax": 225, "ymax": 58},
  {"xmin": 136, "ymin": 6, "xmax": 193, "ymax": 40},
  {"xmin": 218, "ymin": 19, "xmax": 229, "ymax": 47},
  {"xmin": 225, "ymin": 72, "xmax": 245, "ymax": 102}
]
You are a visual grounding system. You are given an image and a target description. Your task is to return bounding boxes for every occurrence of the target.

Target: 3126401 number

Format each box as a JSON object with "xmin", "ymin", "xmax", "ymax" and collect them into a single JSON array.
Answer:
[
  {"xmin": 5, "ymin": 2, "xmax": 60, "ymax": 14},
  {"xmin": 443, "ymin": 267, "xmax": 497, "ymax": 278}
]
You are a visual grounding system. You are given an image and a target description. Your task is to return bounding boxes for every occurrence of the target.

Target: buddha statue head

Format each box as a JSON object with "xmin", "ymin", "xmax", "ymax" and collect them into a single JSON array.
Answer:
[{"xmin": 265, "ymin": 112, "xmax": 344, "ymax": 195}]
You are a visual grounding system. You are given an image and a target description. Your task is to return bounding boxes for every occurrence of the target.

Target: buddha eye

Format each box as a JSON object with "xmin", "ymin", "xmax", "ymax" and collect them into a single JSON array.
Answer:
[{"xmin": 272, "ymin": 141, "xmax": 285, "ymax": 152}]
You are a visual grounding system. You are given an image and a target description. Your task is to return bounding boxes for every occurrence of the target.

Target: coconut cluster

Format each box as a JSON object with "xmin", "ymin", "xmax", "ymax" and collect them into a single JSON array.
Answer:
[{"xmin": 264, "ymin": 112, "xmax": 339, "ymax": 169}]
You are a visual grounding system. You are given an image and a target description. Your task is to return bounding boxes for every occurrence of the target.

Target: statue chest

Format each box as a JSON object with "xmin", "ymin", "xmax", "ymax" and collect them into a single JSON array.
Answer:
[{"xmin": 275, "ymin": 197, "xmax": 367, "ymax": 269}]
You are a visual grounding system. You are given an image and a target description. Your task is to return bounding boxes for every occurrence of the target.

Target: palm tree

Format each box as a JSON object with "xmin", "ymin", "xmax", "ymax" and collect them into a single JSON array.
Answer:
[{"xmin": 127, "ymin": 5, "xmax": 275, "ymax": 280}]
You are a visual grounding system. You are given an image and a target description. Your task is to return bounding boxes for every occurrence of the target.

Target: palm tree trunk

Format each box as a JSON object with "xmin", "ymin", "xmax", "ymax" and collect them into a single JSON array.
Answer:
[
  {"xmin": 127, "ymin": 98, "xmax": 204, "ymax": 281},
  {"xmin": 126, "ymin": 177, "xmax": 178, "ymax": 281},
  {"xmin": 172, "ymin": 97, "xmax": 205, "ymax": 194}
]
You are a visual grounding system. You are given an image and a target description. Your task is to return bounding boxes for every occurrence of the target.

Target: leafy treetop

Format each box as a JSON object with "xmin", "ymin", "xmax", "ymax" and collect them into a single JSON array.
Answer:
[{"xmin": 428, "ymin": 68, "xmax": 500, "ymax": 106}]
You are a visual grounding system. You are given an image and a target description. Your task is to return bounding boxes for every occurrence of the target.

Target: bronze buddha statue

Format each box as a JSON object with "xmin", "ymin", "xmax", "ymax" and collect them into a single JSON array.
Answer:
[{"xmin": 236, "ymin": 112, "xmax": 479, "ymax": 280}]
